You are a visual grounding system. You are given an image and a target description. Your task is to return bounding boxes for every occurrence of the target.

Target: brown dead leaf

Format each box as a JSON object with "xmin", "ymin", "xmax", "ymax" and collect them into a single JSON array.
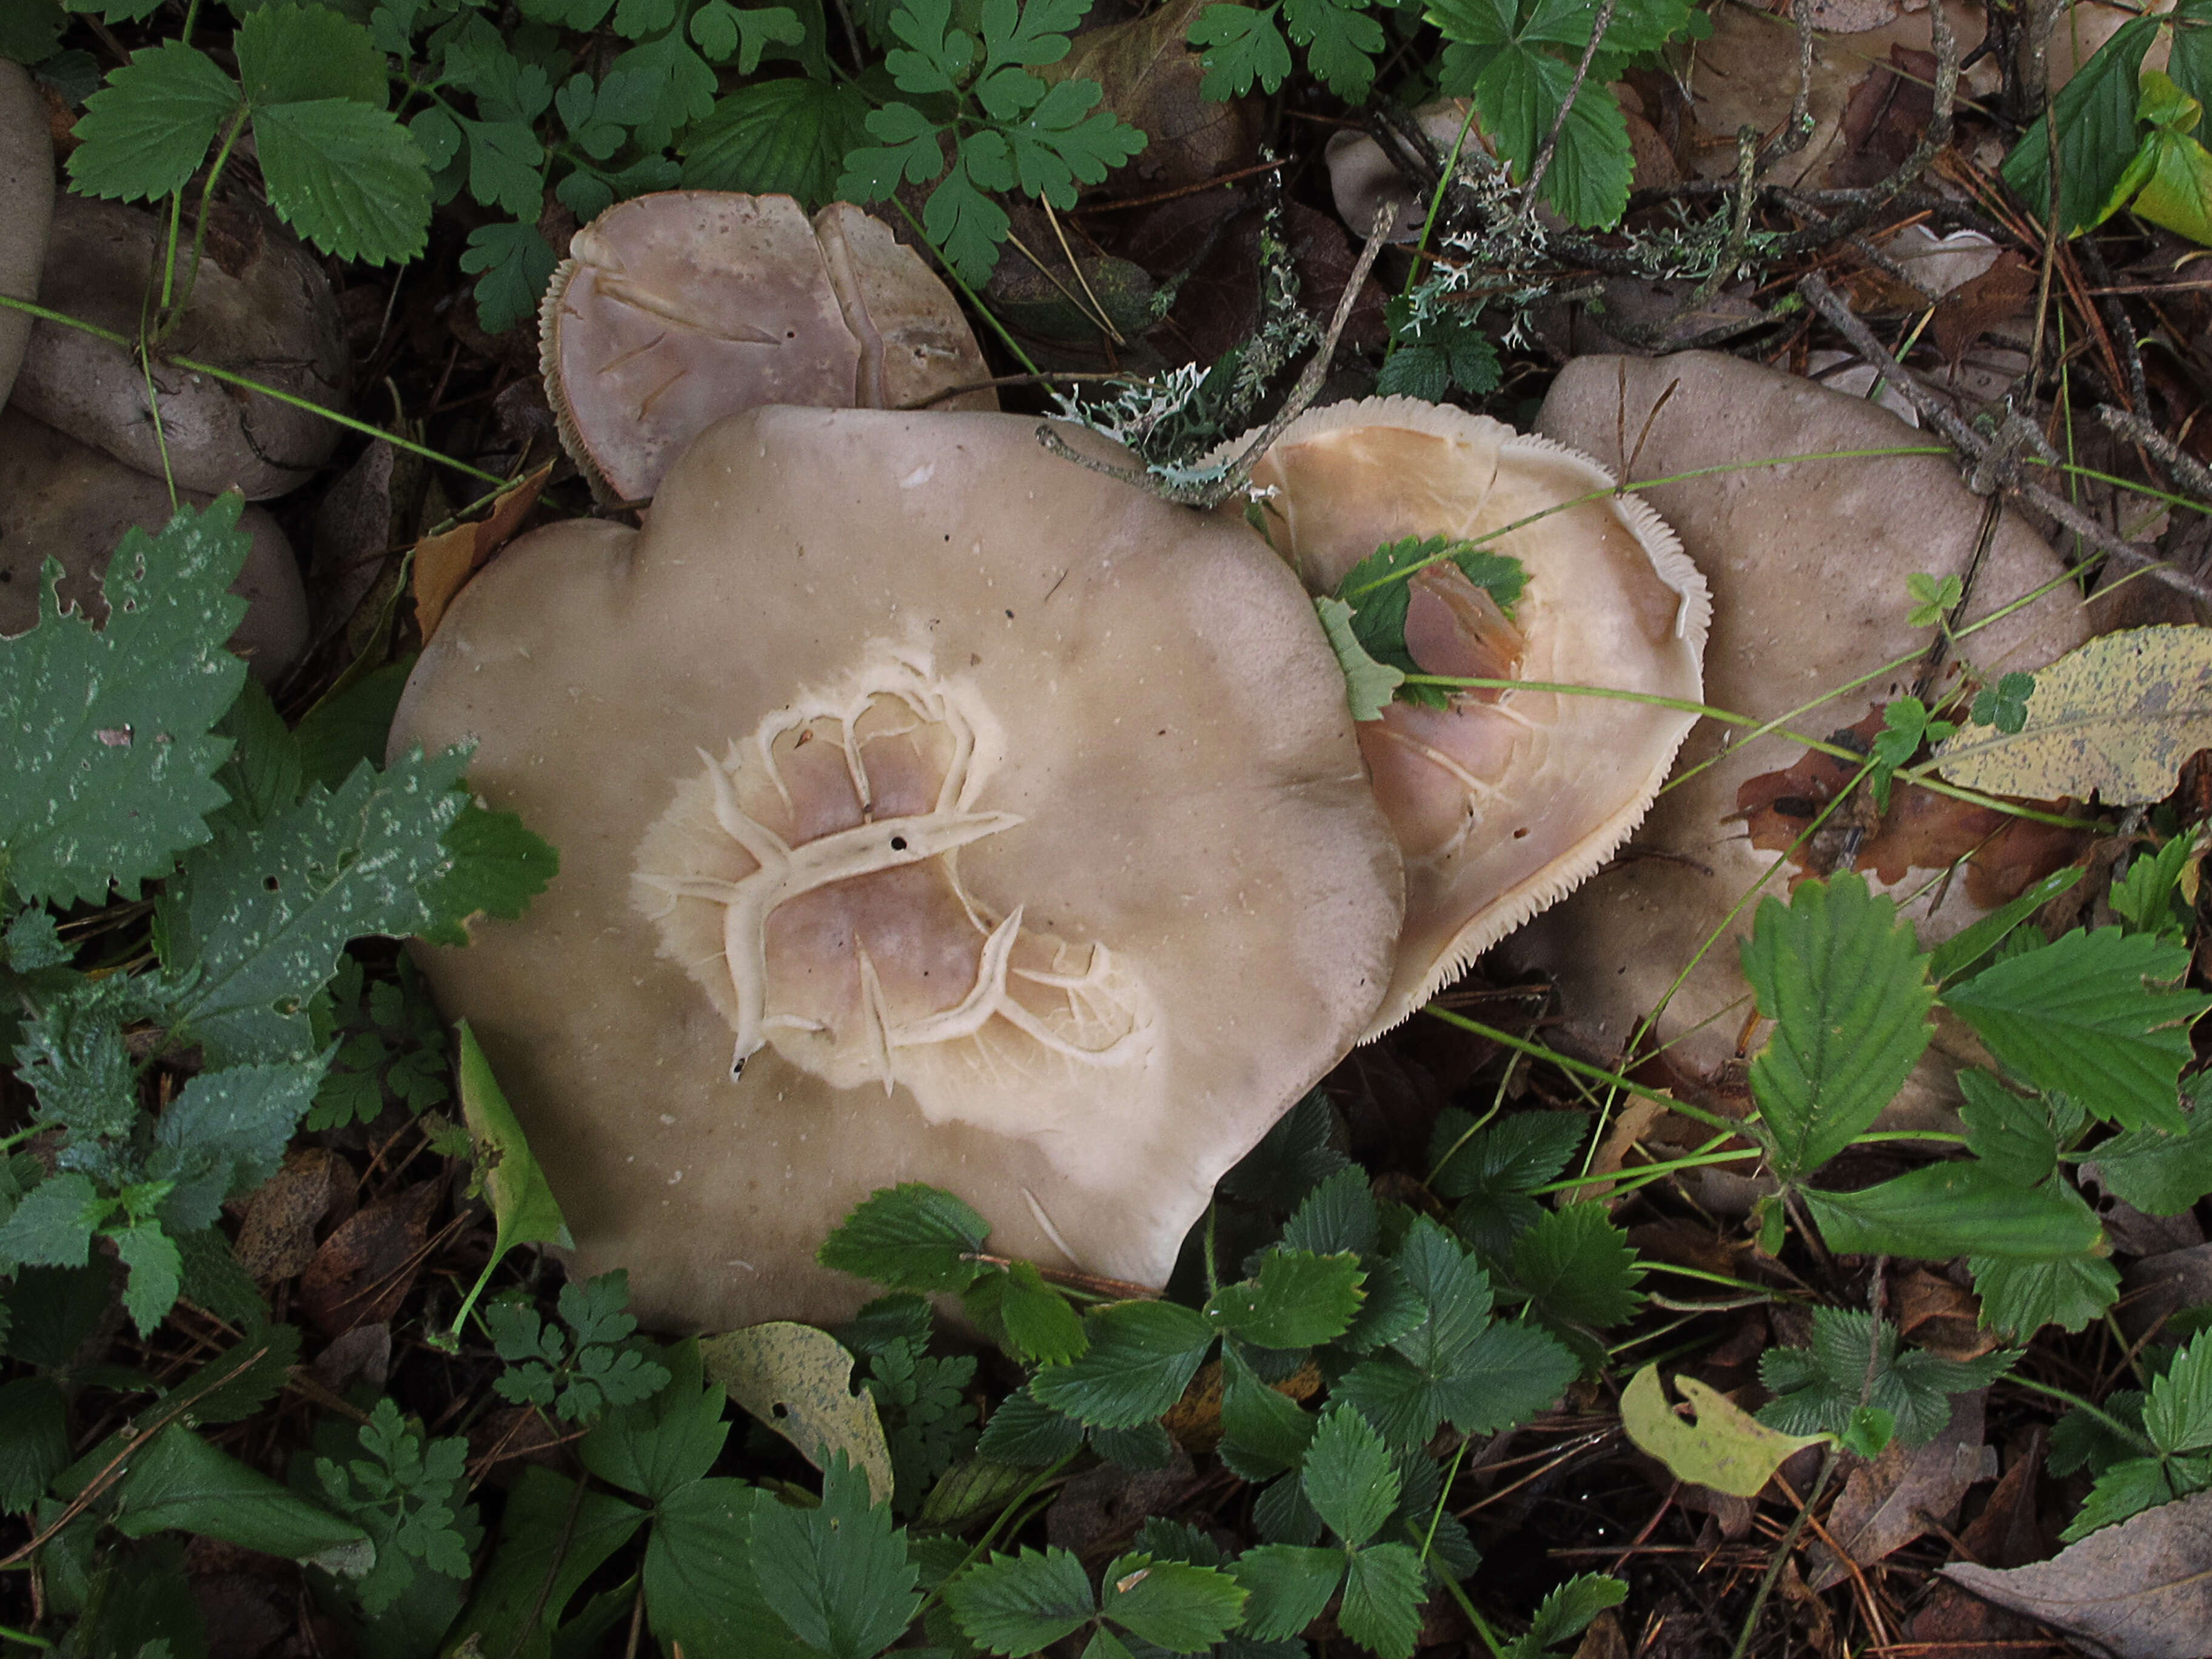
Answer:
[
  {"xmin": 1957, "ymin": 1433, "xmax": 2049, "ymax": 1570},
  {"xmin": 1045, "ymin": 1443, "xmax": 1194, "ymax": 1555},
  {"xmin": 1811, "ymin": 1389, "xmax": 1997, "ymax": 1589},
  {"xmin": 1571, "ymin": 1611, "xmax": 1630, "ymax": 1659},
  {"xmin": 1044, "ymin": 0, "xmax": 1261, "ymax": 192},
  {"xmin": 1943, "ymin": 1489, "xmax": 2212, "ymax": 1659},
  {"xmin": 1896, "ymin": 1267, "xmax": 2001, "ymax": 1361},
  {"xmin": 234, "ymin": 1148, "xmax": 354, "ymax": 1284},
  {"xmin": 2119, "ymin": 1242, "xmax": 2212, "ymax": 1344},
  {"xmin": 310, "ymin": 1322, "xmax": 392, "ymax": 1395},
  {"xmin": 410, "ymin": 462, "xmax": 552, "ymax": 641},
  {"xmin": 296, "ymin": 1179, "xmax": 441, "ymax": 1336},
  {"xmin": 1162, "ymin": 1359, "xmax": 1226, "ymax": 1451},
  {"xmin": 1932, "ymin": 251, "xmax": 2035, "ymax": 366}
]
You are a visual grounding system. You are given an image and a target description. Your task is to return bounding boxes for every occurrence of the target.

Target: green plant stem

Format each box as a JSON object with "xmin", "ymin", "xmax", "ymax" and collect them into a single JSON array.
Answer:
[
  {"xmin": 1399, "ymin": 104, "xmax": 1482, "ymax": 301},
  {"xmin": 0, "ymin": 295, "xmax": 509, "ymax": 484},
  {"xmin": 911, "ymin": 1452, "xmax": 1076, "ymax": 1624},
  {"xmin": 0, "ymin": 1625, "xmax": 52, "ymax": 1652},
  {"xmin": 889, "ymin": 198, "xmax": 1041, "ymax": 377},
  {"xmin": 1535, "ymin": 1140, "xmax": 1760, "ymax": 1198},
  {"xmin": 2002, "ymin": 1374, "xmax": 2159, "ymax": 1455},
  {"xmin": 1728, "ymin": 1449, "xmax": 1837, "ymax": 1659},
  {"xmin": 1421, "ymin": 1008, "xmax": 1743, "ymax": 1135}
]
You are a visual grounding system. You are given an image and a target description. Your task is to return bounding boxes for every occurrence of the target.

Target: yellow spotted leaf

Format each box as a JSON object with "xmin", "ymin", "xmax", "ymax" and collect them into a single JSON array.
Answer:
[
  {"xmin": 1933, "ymin": 626, "xmax": 2212, "ymax": 805},
  {"xmin": 699, "ymin": 1321, "xmax": 894, "ymax": 1505},
  {"xmin": 1620, "ymin": 1365, "xmax": 1825, "ymax": 1496}
]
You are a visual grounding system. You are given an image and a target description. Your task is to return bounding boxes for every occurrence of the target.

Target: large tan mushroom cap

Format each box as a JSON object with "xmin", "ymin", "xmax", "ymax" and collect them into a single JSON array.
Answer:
[
  {"xmin": 540, "ymin": 193, "xmax": 997, "ymax": 503},
  {"xmin": 1513, "ymin": 352, "xmax": 2091, "ymax": 1121},
  {"xmin": 392, "ymin": 406, "xmax": 1404, "ymax": 1330},
  {"xmin": 0, "ymin": 60, "xmax": 54, "ymax": 410},
  {"xmin": 1238, "ymin": 398, "xmax": 1709, "ymax": 1035}
]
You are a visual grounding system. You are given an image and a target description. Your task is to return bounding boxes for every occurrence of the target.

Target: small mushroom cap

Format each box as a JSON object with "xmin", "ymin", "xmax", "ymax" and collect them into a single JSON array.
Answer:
[
  {"xmin": 391, "ymin": 406, "xmax": 1403, "ymax": 1330},
  {"xmin": 1512, "ymin": 352, "xmax": 2091, "ymax": 1121},
  {"xmin": 1237, "ymin": 397, "xmax": 1710, "ymax": 1034},
  {"xmin": 0, "ymin": 59, "xmax": 55, "ymax": 409},
  {"xmin": 17, "ymin": 196, "xmax": 347, "ymax": 499},
  {"xmin": 540, "ymin": 192, "xmax": 997, "ymax": 503}
]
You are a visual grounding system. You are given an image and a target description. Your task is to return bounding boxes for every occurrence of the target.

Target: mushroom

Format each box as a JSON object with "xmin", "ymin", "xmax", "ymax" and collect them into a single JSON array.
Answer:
[
  {"xmin": 1233, "ymin": 397, "xmax": 1711, "ymax": 1036},
  {"xmin": 0, "ymin": 58, "xmax": 54, "ymax": 410},
  {"xmin": 0, "ymin": 407, "xmax": 308, "ymax": 681},
  {"xmin": 15, "ymin": 195, "xmax": 349, "ymax": 499},
  {"xmin": 389, "ymin": 406, "xmax": 1404, "ymax": 1330},
  {"xmin": 540, "ymin": 192, "xmax": 999, "ymax": 504},
  {"xmin": 1509, "ymin": 351, "xmax": 2091, "ymax": 1127}
]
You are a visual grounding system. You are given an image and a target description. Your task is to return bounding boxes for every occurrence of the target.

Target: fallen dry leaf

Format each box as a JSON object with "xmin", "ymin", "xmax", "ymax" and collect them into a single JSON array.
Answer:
[
  {"xmin": 1811, "ymin": 1389, "xmax": 1996, "ymax": 1589},
  {"xmin": 1895, "ymin": 1267, "xmax": 2002, "ymax": 1361},
  {"xmin": 697, "ymin": 1321, "xmax": 894, "ymax": 1506},
  {"xmin": 1932, "ymin": 250, "xmax": 2035, "ymax": 366},
  {"xmin": 1935, "ymin": 626, "xmax": 2212, "ymax": 806},
  {"xmin": 2120, "ymin": 1242, "xmax": 2212, "ymax": 1344},
  {"xmin": 409, "ymin": 462, "xmax": 552, "ymax": 641},
  {"xmin": 234, "ymin": 1147, "xmax": 353, "ymax": 1284},
  {"xmin": 1045, "ymin": 1442, "xmax": 1194, "ymax": 1553},
  {"xmin": 296, "ymin": 1179, "xmax": 441, "ymax": 1336},
  {"xmin": 1621, "ymin": 1366, "xmax": 1825, "ymax": 1498},
  {"xmin": 1943, "ymin": 1489, "xmax": 2212, "ymax": 1659}
]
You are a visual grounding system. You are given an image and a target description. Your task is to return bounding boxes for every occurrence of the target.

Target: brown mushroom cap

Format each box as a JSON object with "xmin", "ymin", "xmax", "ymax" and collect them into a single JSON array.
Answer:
[
  {"xmin": 1511, "ymin": 352, "xmax": 2090, "ymax": 1128},
  {"xmin": 390, "ymin": 406, "xmax": 1404, "ymax": 1330},
  {"xmin": 0, "ymin": 59, "xmax": 55, "ymax": 410},
  {"xmin": 540, "ymin": 193, "xmax": 998, "ymax": 503},
  {"xmin": 1235, "ymin": 397, "xmax": 1709, "ymax": 1035}
]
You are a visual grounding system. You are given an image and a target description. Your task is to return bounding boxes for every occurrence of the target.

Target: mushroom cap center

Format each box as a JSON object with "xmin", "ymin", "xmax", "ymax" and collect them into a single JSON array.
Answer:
[{"xmin": 633, "ymin": 643, "xmax": 1155, "ymax": 1124}]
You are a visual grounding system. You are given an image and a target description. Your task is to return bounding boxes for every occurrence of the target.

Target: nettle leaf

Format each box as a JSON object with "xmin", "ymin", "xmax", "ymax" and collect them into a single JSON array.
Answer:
[
  {"xmin": 161, "ymin": 745, "xmax": 473, "ymax": 1064},
  {"xmin": 947, "ymin": 1546, "xmax": 1097, "ymax": 1655},
  {"xmin": 1509, "ymin": 1202, "xmax": 1644, "ymax": 1330},
  {"xmin": 68, "ymin": 39, "xmax": 242, "ymax": 202},
  {"xmin": 819, "ymin": 1183, "xmax": 992, "ymax": 1293},
  {"xmin": 1206, "ymin": 1249, "xmax": 1366, "ymax": 1349},
  {"xmin": 1943, "ymin": 927, "xmax": 2208, "ymax": 1133},
  {"xmin": 1029, "ymin": 1300, "xmax": 1213, "ymax": 1429},
  {"xmin": 1741, "ymin": 872, "xmax": 1936, "ymax": 1181},
  {"xmin": 681, "ymin": 76, "xmax": 873, "ymax": 207},
  {"xmin": 2, "ymin": 500, "xmax": 250, "ymax": 908}
]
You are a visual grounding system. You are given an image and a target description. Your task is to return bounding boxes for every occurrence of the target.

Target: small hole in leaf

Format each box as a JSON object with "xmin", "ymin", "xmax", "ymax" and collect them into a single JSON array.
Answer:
[
  {"xmin": 264, "ymin": 875, "xmax": 280, "ymax": 890},
  {"xmin": 890, "ymin": 836, "xmax": 908, "ymax": 851}
]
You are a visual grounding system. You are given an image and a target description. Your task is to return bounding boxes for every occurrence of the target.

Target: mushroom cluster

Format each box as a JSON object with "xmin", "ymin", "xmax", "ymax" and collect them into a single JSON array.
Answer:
[{"xmin": 396, "ymin": 360, "xmax": 1707, "ymax": 1329}]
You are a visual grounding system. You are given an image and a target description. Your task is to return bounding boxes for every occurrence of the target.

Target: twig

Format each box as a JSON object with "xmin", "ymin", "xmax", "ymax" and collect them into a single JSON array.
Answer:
[
  {"xmin": 1798, "ymin": 273, "xmax": 2212, "ymax": 603},
  {"xmin": 1754, "ymin": 0, "xmax": 1818, "ymax": 174},
  {"xmin": 2101, "ymin": 404, "xmax": 2212, "ymax": 502}
]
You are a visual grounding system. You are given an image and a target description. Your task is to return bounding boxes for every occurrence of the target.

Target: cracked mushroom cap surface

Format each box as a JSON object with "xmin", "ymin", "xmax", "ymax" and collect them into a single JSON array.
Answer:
[
  {"xmin": 541, "ymin": 192, "xmax": 997, "ymax": 503},
  {"xmin": 390, "ymin": 405, "xmax": 1404, "ymax": 1331},
  {"xmin": 1512, "ymin": 351, "xmax": 2091, "ymax": 1130},
  {"xmin": 1236, "ymin": 398, "xmax": 1709, "ymax": 1035}
]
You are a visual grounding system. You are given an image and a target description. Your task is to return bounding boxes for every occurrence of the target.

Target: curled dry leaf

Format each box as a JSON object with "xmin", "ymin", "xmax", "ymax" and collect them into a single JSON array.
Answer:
[
  {"xmin": 697, "ymin": 1321, "xmax": 895, "ymax": 1506},
  {"xmin": 1935, "ymin": 626, "xmax": 2212, "ymax": 806},
  {"xmin": 1943, "ymin": 1489, "xmax": 2212, "ymax": 1659},
  {"xmin": 295, "ymin": 1179, "xmax": 442, "ymax": 1337},
  {"xmin": 235, "ymin": 1147, "xmax": 354, "ymax": 1284},
  {"xmin": 1808, "ymin": 1389, "xmax": 1996, "ymax": 1589},
  {"xmin": 409, "ymin": 463, "xmax": 552, "ymax": 642}
]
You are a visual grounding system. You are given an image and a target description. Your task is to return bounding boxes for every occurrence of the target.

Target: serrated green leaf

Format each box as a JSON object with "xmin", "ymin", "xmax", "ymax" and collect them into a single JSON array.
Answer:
[
  {"xmin": 1029, "ymin": 1299, "xmax": 1213, "ymax": 1429},
  {"xmin": 236, "ymin": 2, "xmax": 389, "ymax": 105},
  {"xmin": 1944, "ymin": 927, "xmax": 2207, "ymax": 1133},
  {"xmin": 580, "ymin": 1339, "xmax": 728, "ymax": 1502},
  {"xmin": 2092, "ymin": 1085, "xmax": 2212, "ymax": 1215},
  {"xmin": 996, "ymin": 1261, "xmax": 1088, "ymax": 1366},
  {"xmin": 1509, "ymin": 1574, "xmax": 1628, "ymax": 1658},
  {"xmin": 1216, "ymin": 1346, "xmax": 1317, "ymax": 1482},
  {"xmin": 417, "ymin": 802, "xmax": 558, "ymax": 947},
  {"xmin": 2, "ymin": 501, "xmax": 250, "ymax": 907},
  {"xmin": 1278, "ymin": 1164, "xmax": 1378, "ymax": 1255},
  {"xmin": 1756, "ymin": 1309, "xmax": 2014, "ymax": 1447},
  {"xmin": 112, "ymin": 1221, "xmax": 181, "ymax": 1335},
  {"xmin": 459, "ymin": 219, "xmax": 560, "ymax": 335},
  {"xmin": 1100, "ymin": 1553, "xmax": 1246, "ymax": 1652},
  {"xmin": 1741, "ymin": 873, "xmax": 1936, "ymax": 1179},
  {"xmin": 1333, "ymin": 536, "xmax": 1526, "ymax": 709},
  {"xmin": 975, "ymin": 1385, "xmax": 1087, "ymax": 1466},
  {"xmin": 819, "ymin": 1183, "xmax": 992, "ymax": 1293},
  {"xmin": 2060, "ymin": 1454, "xmax": 2180, "ymax": 1540},
  {"xmin": 1188, "ymin": 3, "xmax": 1293, "ymax": 99},
  {"xmin": 946, "ymin": 1546, "xmax": 1096, "ymax": 1655},
  {"xmin": 1338, "ymin": 1542, "xmax": 1424, "ymax": 1659},
  {"xmin": 1956, "ymin": 1070, "xmax": 2059, "ymax": 1189},
  {"xmin": 253, "ymin": 96, "xmax": 433, "ymax": 264},
  {"xmin": 161, "ymin": 745, "xmax": 472, "ymax": 1063},
  {"xmin": 0, "ymin": 1378, "xmax": 69, "ymax": 1515},
  {"xmin": 2144, "ymin": 1335, "xmax": 2212, "ymax": 1455},
  {"xmin": 1509, "ymin": 1203, "xmax": 1644, "ymax": 1330},
  {"xmin": 1232, "ymin": 1543, "xmax": 1342, "ymax": 1641},
  {"xmin": 751, "ymin": 1453, "xmax": 919, "ymax": 1659},
  {"xmin": 682, "ymin": 76, "xmax": 872, "ymax": 206},
  {"xmin": 1802, "ymin": 1162, "xmax": 2103, "ymax": 1260},
  {"xmin": 1206, "ymin": 1249, "xmax": 1366, "ymax": 1348},
  {"xmin": 2002, "ymin": 16, "xmax": 2158, "ymax": 235},
  {"xmin": 1969, "ymin": 1250, "xmax": 2120, "ymax": 1339},
  {"xmin": 117, "ymin": 1423, "xmax": 367, "ymax": 1563},
  {"xmin": 0, "ymin": 1174, "xmax": 102, "ymax": 1272},
  {"xmin": 645, "ymin": 1478, "xmax": 809, "ymax": 1658},
  {"xmin": 445, "ymin": 1465, "xmax": 648, "ymax": 1653},
  {"xmin": 1300, "ymin": 1403, "xmax": 1396, "ymax": 1547},
  {"xmin": 1927, "ymin": 866, "xmax": 2083, "ymax": 987},
  {"xmin": 67, "ymin": 40, "xmax": 241, "ymax": 202}
]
